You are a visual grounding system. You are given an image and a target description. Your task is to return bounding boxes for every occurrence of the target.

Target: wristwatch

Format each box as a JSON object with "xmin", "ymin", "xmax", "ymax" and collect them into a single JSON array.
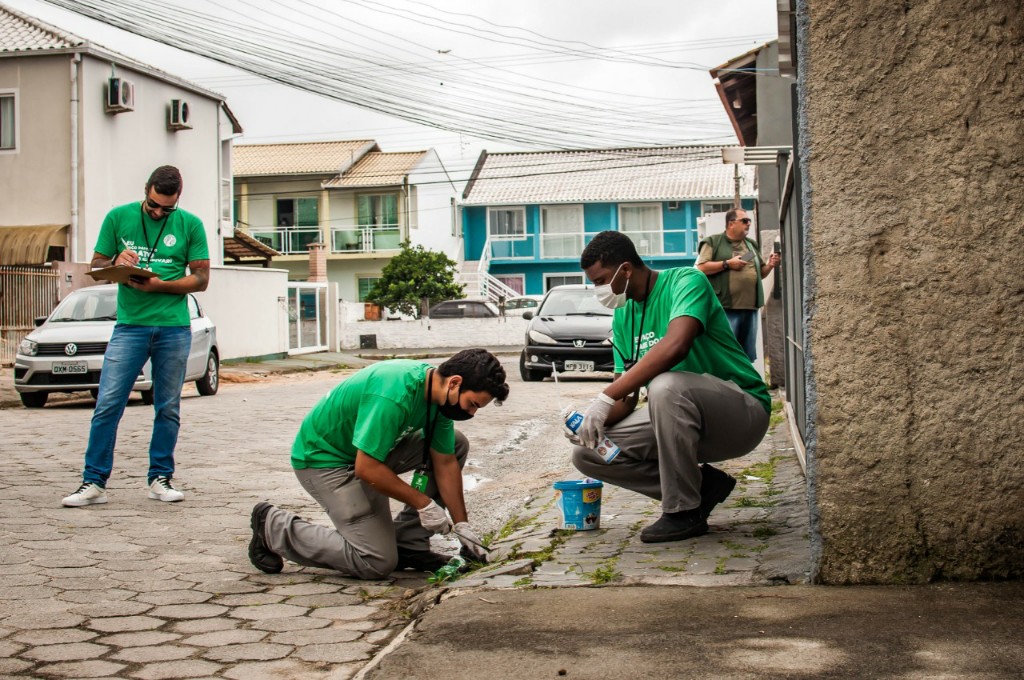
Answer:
[{"xmin": 722, "ymin": 260, "xmax": 729, "ymax": 271}]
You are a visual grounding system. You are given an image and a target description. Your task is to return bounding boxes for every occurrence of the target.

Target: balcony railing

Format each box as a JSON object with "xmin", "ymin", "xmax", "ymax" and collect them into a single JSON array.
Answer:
[
  {"xmin": 488, "ymin": 234, "xmax": 536, "ymax": 260},
  {"xmin": 486, "ymin": 229, "xmax": 693, "ymax": 261},
  {"xmin": 250, "ymin": 226, "xmax": 321, "ymax": 255},
  {"xmin": 582, "ymin": 228, "xmax": 693, "ymax": 257},
  {"xmin": 330, "ymin": 225, "xmax": 402, "ymax": 254}
]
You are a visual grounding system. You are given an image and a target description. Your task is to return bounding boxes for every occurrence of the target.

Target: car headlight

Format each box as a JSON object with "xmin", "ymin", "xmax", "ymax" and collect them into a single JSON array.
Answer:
[
  {"xmin": 528, "ymin": 329, "xmax": 556, "ymax": 345},
  {"xmin": 18, "ymin": 338, "xmax": 38, "ymax": 356},
  {"xmin": 601, "ymin": 337, "xmax": 612, "ymax": 345}
]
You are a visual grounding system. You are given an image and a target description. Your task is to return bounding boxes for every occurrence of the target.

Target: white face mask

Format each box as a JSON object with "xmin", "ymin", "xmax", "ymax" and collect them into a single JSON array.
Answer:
[{"xmin": 595, "ymin": 264, "xmax": 628, "ymax": 309}]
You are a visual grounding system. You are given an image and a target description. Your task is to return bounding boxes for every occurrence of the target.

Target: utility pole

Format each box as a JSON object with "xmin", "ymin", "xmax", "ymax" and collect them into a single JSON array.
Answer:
[{"xmin": 733, "ymin": 163, "xmax": 741, "ymax": 208}]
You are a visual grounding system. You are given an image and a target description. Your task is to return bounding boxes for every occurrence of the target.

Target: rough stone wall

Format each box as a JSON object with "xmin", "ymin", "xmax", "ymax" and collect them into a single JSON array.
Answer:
[{"xmin": 800, "ymin": 0, "xmax": 1024, "ymax": 582}]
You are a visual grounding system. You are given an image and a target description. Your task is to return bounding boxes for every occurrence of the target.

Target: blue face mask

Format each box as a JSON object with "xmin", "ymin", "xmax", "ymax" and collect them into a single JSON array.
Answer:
[{"xmin": 439, "ymin": 384, "xmax": 474, "ymax": 421}]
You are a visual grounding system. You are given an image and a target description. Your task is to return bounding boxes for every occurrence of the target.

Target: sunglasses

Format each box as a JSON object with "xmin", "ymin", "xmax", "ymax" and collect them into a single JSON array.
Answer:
[
  {"xmin": 145, "ymin": 197, "xmax": 178, "ymax": 214},
  {"xmin": 732, "ymin": 217, "xmax": 751, "ymax": 225}
]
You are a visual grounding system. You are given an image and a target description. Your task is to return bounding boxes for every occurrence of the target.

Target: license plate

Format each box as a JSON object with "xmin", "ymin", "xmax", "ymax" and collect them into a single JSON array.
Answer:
[
  {"xmin": 52, "ymin": 362, "xmax": 88, "ymax": 375},
  {"xmin": 563, "ymin": 360, "xmax": 594, "ymax": 372}
]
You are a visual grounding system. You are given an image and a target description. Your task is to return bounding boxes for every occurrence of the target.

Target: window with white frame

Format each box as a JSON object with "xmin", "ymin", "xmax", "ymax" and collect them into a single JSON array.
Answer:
[
  {"xmin": 619, "ymin": 203, "xmax": 664, "ymax": 256},
  {"xmin": 0, "ymin": 92, "xmax": 16, "ymax": 151},
  {"xmin": 488, "ymin": 207, "xmax": 525, "ymax": 239},
  {"xmin": 544, "ymin": 273, "xmax": 583, "ymax": 290},
  {"xmin": 540, "ymin": 204, "xmax": 583, "ymax": 258},
  {"xmin": 702, "ymin": 201, "xmax": 734, "ymax": 216},
  {"xmin": 357, "ymin": 193, "xmax": 399, "ymax": 227}
]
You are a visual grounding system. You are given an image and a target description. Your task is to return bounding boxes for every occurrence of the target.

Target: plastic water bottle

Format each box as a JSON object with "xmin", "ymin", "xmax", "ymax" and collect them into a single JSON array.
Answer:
[
  {"xmin": 563, "ymin": 408, "xmax": 621, "ymax": 463},
  {"xmin": 429, "ymin": 556, "xmax": 465, "ymax": 584}
]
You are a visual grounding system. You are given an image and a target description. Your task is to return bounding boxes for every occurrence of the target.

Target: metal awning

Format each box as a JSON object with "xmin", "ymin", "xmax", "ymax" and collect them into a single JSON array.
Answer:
[
  {"xmin": 0, "ymin": 225, "xmax": 68, "ymax": 265},
  {"xmin": 223, "ymin": 227, "xmax": 281, "ymax": 267}
]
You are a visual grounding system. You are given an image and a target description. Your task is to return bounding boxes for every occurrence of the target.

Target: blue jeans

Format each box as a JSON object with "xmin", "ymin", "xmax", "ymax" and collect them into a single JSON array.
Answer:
[
  {"xmin": 83, "ymin": 324, "xmax": 191, "ymax": 487},
  {"xmin": 725, "ymin": 309, "xmax": 759, "ymax": 362}
]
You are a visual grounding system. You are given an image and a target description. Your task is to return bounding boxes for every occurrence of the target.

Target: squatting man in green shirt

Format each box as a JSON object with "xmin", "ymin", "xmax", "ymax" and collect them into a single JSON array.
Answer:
[
  {"xmin": 248, "ymin": 349, "xmax": 510, "ymax": 579},
  {"xmin": 569, "ymin": 231, "xmax": 771, "ymax": 542}
]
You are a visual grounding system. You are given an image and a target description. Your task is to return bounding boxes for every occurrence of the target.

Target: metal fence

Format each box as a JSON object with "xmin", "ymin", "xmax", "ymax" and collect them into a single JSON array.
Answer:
[{"xmin": 0, "ymin": 266, "xmax": 60, "ymax": 366}]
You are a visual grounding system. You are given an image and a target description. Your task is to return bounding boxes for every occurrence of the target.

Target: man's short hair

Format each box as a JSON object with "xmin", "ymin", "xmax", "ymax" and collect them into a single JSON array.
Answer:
[
  {"xmin": 725, "ymin": 208, "xmax": 744, "ymax": 224},
  {"xmin": 146, "ymin": 166, "xmax": 183, "ymax": 196},
  {"xmin": 579, "ymin": 231, "xmax": 644, "ymax": 270},
  {"xmin": 438, "ymin": 348, "xmax": 510, "ymax": 402}
]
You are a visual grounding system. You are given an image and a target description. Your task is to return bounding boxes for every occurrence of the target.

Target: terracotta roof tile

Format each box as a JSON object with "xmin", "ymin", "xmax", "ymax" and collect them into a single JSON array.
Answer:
[
  {"xmin": 0, "ymin": 3, "xmax": 84, "ymax": 53},
  {"xmin": 322, "ymin": 151, "xmax": 427, "ymax": 188},
  {"xmin": 233, "ymin": 141, "xmax": 377, "ymax": 177}
]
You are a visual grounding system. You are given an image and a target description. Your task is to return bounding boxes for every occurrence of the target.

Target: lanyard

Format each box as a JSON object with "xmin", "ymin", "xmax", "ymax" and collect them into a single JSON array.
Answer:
[
  {"xmin": 139, "ymin": 204, "xmax": 170, "ymax": 268},
  {"xmin": 420, "ymin": 369, "xmax": 440, "ymax": 470},
  {"xmin": 611, "ymin": 271, "xmax": 652, "ymax": 370}
]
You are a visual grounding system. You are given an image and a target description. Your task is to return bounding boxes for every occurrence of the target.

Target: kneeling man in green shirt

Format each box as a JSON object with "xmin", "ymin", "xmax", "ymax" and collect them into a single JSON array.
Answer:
[{"xmin": 249, "ymin": 349, "xmax": 510, "ymax": 579}]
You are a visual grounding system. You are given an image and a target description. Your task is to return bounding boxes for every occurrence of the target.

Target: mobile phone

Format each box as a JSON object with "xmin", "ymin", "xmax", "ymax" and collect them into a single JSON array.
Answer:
[{"xmin": 740, "ymin": 250, "xmax": 755, "ymax": 262}]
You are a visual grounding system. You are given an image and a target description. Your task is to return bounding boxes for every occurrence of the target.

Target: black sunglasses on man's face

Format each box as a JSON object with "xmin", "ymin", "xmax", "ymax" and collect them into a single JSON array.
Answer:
[
  {"xmin": 145, "ymin": 197, "xmax": 177, "ymax": 214},
  {"xmin": 732, "ymin": 217, "xmax": 751, "ymax": 225}
]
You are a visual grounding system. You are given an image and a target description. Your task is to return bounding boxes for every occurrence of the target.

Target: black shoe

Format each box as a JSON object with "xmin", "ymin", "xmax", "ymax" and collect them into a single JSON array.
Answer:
[
  {"xmin": 699, "ymin": 464, "xmax": 737, "ymax": 520},
  {"xmin": 640, "ymin": 509, "xmax": 708, "ymax": 543},
  {"xmin": 396, "ymin": 548, "xmax": 451, "ymax": 572},
  {"xmin": 249, "ymin": 502, "xmax": 284, "ymax": 574}
]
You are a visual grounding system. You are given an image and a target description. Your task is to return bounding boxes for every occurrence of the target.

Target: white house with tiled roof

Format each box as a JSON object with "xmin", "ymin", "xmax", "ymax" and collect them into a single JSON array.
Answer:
[
  {"xmin": 461, "ymin": 146, "xmax": 755, "ymax": 295},
  {"xmin": 0, "ymin": 2, "xmax": 242, "ymax": 267},
  {"xmin": 233, "ymin": 140, "xmax": 459, "ymax": 302}
]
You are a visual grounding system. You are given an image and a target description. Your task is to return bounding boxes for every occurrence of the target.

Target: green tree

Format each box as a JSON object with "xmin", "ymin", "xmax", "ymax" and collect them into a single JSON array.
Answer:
[{"xmin": 366, "ymin": 241, "xmax": 464, "ymax": 317}]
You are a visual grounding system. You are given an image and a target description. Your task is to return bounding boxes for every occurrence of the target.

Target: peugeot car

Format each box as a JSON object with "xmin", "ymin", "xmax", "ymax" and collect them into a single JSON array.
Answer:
[{"xmin": 519, "ymin": 285, "xmax": 614, "ymax": 381}]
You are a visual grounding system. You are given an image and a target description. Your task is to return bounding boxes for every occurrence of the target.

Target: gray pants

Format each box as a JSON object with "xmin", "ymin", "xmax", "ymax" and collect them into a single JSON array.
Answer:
[
  {"xmin": 572, "ymin": 372, "xmax": 768, "ymax": 514},
  {"xmin": 264, "ymin": 431, "xmax": 469, "ymax": 579}
]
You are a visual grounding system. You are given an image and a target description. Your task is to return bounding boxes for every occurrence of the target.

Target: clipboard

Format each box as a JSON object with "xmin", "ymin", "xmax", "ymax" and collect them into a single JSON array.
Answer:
[{"xmin": 86, "ymin": 266, "xmax": 157, "ymax": 284}]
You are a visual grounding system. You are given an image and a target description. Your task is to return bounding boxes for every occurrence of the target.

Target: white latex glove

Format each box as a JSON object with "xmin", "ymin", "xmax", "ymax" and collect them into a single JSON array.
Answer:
[
  {"xmin": 579, "ymin": 393, "xmax": 615, "ymax": 449},
  {"xmin": 416, "ymin": 499, "xmax": 453, "ymax": 535},
  {"xmin": 453, "ymin": 521, "xmax": 488, "ymax": 562}
]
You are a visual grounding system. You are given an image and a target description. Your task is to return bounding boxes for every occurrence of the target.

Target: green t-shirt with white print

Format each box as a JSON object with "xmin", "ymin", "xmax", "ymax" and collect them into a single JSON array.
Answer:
[{"xmin": 94, "ymin": 201, "xmax": 209, "ymax": 327}]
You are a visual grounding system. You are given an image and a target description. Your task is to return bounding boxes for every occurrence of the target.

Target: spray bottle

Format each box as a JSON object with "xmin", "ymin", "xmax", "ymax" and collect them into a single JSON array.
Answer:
[{"xmin": 553, "ymin": 367, "xmax": 621, "ymax": 463}]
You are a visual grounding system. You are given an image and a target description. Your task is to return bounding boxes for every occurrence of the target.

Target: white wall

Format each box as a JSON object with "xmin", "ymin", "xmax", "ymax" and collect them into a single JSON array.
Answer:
[
  {"xmin": 407, "ymin": 150, "xmax": 462, "ymax": 259},
  {"xmin": 339, "ymin": 307, "xmax": 528, "ymax": 350},
  {"xmin": 194, "ymin": 265, "xmax": 289, "ymax": 360},
  {"xmin": 78, "ymin": 56, "xmax": 226, "ymax": 265}
]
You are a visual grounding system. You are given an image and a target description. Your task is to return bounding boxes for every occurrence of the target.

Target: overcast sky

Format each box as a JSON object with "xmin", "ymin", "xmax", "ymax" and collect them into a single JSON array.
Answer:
[{"xmin": 6, "ymin": 0, "xmax": 778, "ymax": 169}]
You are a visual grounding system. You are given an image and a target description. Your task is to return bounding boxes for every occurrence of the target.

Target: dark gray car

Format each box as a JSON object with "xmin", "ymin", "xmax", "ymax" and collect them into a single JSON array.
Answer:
[{"xmin": 519, "ymin": 285, "xmax": 614, "ymax": 381}]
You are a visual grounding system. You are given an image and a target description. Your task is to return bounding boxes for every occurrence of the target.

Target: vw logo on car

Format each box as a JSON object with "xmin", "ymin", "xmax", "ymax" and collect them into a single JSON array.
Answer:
[{"xmin": 64, "ymin": 343, "xmax": 78, "ymax": 356}]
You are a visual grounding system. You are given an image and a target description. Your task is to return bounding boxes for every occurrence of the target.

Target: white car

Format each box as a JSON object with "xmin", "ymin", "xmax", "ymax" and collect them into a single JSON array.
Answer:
[
  {"xmin": 502, "ymin": 295, "xmax": 544, "ymax": 316},
  {"xmin": 13, "ymin": 284, "xmax": 219, "ymax": 408}
]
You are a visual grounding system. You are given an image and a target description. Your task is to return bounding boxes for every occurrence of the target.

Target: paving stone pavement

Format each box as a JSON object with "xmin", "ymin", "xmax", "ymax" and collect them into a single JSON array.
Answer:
[{"xmin": 0, "ymin": 358, "xmax": 810, "ymax": 678}]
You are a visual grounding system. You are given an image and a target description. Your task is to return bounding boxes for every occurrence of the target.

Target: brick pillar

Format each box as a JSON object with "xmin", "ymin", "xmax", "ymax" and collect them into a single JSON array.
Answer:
[{"xmin": 307, "ymin": 242, "xmax": 327, "ymax": 282}]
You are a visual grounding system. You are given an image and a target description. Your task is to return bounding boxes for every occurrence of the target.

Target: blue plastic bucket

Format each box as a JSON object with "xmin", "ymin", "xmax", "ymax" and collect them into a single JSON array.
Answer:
[{"xmin": 553, "ymin": 479, "xmax": 603, "ymax": 530}]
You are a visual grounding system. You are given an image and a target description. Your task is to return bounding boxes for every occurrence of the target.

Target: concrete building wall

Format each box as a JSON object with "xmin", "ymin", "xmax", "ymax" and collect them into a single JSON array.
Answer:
[
  {"xmin": 193, "ymin": 266, "xmax": 290, "ymax": 360},
  {"xmin": 799, "ymin": 0, "xmax": 1024, "ymax": 582},
  {"xmin": 339, "ymin": 311, "xmax": 527, "ymax": 350}
]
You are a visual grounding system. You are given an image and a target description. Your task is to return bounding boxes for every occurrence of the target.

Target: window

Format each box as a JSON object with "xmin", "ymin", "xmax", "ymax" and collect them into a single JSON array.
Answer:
[
  {"xmin": 540, "ymin": 205, "xmax": 583, "ymax": 258},
  {"xmin": 702, "ymin": 201, "xmax": 734, "ymax": 216},
  {"xmin": 0, "ymin": 92, "xmax": 16, "ymax": 151},
  {"xmin": 496, "ymin": 275, "xmax": 524, "ymax": 295},
  {"xmin": 357, "ymin": 193, "xmax": 399, "ymax": 227},
  {"xmin": 619, "ymin": 204, "xmax": 663, "ymax": 256},
  {"xmin": 187, "ymin": 294, "xmax": 201, "ymax": 320},
  {"xmin": 488, "ymin": 207, "xmax": 525, "ymax": 238},
  {"xmin": 276, "ymin": 197, "xmax": 318, "ymax": 227},
  {"xmin": 544, "ymin": 274, "xmax": 584, "ymax": 291},
  {"xmin": 357, "ymin": 276, "xmax": 380, "ymax": 302}
]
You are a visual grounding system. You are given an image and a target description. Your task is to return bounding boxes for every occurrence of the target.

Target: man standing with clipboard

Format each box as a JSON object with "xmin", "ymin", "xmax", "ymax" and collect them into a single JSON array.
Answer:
[
  {"xmin": 248, "ymin": 349, "xmax": 507, "ymax": 579},
  {"xmin": 62, "ymin": 166, "xmax": 210, "ymax": 508}
]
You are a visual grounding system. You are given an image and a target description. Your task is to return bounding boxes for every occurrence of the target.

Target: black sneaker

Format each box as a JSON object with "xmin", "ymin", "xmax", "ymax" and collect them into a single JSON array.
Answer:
[
  {"xmin": 249, "ymin": 502, "xmax": 283, "ymax": 574},
  {"xmin": 639, "ymin": 509, "xmax": 708, "ymax": 543},
  {"xmin": 699, "ymin": 464, "xmax": 737, "ymax": 520},
  {"xmin": 396, "ymin": 548, "xmax": 450, "ymax": 572}
]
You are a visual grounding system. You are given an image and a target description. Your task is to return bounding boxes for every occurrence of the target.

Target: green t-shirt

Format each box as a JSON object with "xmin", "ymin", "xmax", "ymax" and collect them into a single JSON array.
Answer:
[
  {"xmin": 612, "ymin": 267, "xmax": 771, "ymax": 413},
  {"xmin": 291, "ymin": 360, "xmax": 457, "ymax": 469},
  {"xmin": 94, "ymin": 201, "xmax": 209, "ymax": 327}
]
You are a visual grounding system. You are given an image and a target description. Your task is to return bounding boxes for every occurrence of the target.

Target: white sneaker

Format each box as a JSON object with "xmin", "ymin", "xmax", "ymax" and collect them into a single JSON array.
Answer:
[
  {"xmin": 148, "ymin": 477, "xmax": 184, "ymax": 502},
  {"xmin": 62, "ymin": 482, "xmax": 107, "ymax": 507}
]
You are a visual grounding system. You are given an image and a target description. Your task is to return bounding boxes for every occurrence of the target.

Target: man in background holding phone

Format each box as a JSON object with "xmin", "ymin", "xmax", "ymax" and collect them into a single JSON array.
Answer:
[
  {"xmin": 696, "ymin": 208, "xmax": 781, "ymax": 361},
  {"xmin": 61, "ymin": 165, "xmax": 210, "ymax": 508}
]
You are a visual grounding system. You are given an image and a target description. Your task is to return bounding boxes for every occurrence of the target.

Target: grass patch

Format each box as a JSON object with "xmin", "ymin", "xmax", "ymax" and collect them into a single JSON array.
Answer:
[
  {"xmin": 740, "ymin": 458, "xmax": 778, "ymax": 485},
  {"xmin": 513, "ymin": 577, "xmax": 533, "ymax": 587},
  {"xmin": 714, "ymin": 557, "xmax": 728, "ymax": 575},
  {"xmin": 752, "ymin": 525, "xmax": 778, "ymax": 539},
  {"xmin": 657, "ymin": 565, "xmax": 686, "ymax": 573},
  {"xmin": 732, "ymin": 496, "xmax": 777, "ymax": 508},
  {"xmin": 588, "ymin": 564, "xmax": 621, "ymax": 584},
  {"xmin": 511, "ymin": 529, "xmax": 573, "ymax": 566},
  {"xmin": 768, "ymin": 399, "xmax": 785, "ymax": 429}
]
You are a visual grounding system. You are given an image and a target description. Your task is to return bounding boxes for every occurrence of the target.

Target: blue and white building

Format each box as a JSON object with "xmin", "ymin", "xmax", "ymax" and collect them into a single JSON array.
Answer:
[{"xmin": 460, "ymin": 146, "xmax": 756, "ymax": 296}]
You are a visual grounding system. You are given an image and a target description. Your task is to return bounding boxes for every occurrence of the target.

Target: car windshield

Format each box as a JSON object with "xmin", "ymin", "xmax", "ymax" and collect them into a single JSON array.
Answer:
[
  {"xmin": 538, "ymin": 289, "xmax": 612, "ymax": 316},
  {"xmin": 49, "ymin": 289, "xmax": 119, "ymax": 322}
]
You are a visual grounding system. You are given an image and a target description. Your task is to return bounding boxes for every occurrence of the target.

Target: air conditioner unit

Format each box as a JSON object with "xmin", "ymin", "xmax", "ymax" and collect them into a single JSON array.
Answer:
[
  {"xmin": 105, "ymin": 77, "xmax": 135, "ymax": 114},
  {"xmin": 168, "ymin": 99, "xmax": 192, "ymax": 131}
]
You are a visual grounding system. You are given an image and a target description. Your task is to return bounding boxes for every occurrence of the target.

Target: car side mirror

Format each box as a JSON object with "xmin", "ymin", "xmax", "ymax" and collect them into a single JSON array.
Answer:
[
  {"xmin": 34, "ymin": 316, "xmax": 47, "ymax": 327},
  {"xmin": 522, "ymin": 311, "xmax": 534, "ymax": 320}
]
